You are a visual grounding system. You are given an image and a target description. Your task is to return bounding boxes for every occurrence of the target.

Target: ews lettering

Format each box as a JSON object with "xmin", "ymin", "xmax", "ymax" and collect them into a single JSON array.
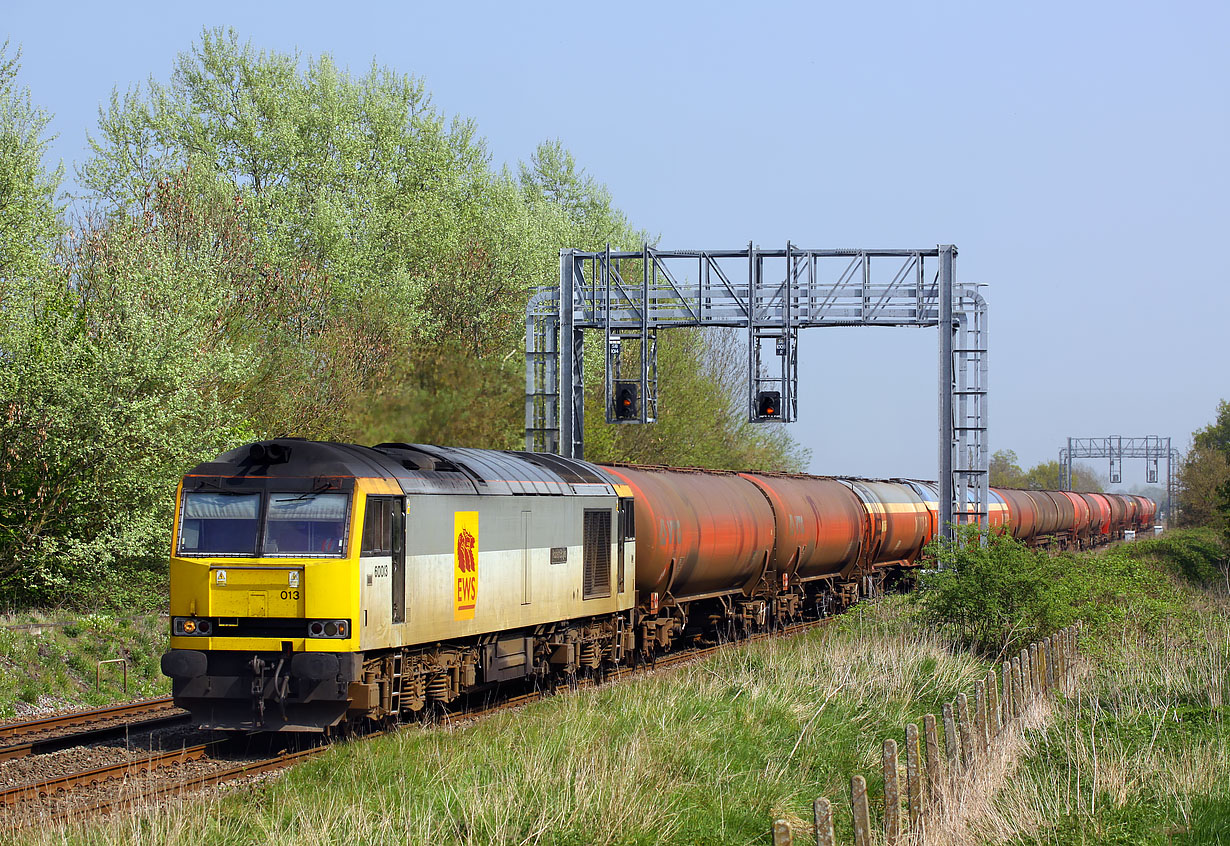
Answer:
[{"xmin": 453, "ymin": 512, "xmax": 479, "ymax": 620}]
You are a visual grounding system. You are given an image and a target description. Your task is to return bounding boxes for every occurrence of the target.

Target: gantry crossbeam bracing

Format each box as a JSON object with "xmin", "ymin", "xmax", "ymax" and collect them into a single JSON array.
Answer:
[
  {"xmin": 1059, "ymin": 435, "xmax": 1175, "ymax": 524},
  {"xmin": 526, "ymin": 244, "xmax": 988, "ymax": 539}
]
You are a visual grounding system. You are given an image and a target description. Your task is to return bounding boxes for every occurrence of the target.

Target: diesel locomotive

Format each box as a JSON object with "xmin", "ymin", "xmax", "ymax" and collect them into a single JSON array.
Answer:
[{"xmin": 160, "ymin": 439, "xmax": 1156, "ymax": 732}]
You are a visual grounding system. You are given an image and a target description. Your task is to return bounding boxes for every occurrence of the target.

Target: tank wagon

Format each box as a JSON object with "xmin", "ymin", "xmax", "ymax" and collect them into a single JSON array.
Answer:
[{"xmin": 161, "ymin": 440, "xmax": 1155, "ymax": 732}]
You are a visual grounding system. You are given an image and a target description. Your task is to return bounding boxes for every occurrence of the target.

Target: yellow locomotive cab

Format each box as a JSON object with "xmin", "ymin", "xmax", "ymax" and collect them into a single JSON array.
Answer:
[{"xmin": 161, "ymin": 439, "xmax": 633, "ymax": 732}]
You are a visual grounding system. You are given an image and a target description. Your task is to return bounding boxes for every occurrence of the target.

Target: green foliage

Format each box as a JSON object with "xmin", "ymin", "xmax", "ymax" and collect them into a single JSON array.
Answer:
[
  {"xmin": 1, "ymin": 29, "xmax": 805, "ymax": 607},
  {"xmin": 0, "ymin": 202, "xmax": 252, "ymax": 602},
  {"xmin": 916, "ymin": 529, "xmax": 1222, "ymax": 659},
  {"xmin": 0, "ymin": 612, "xmax": 169, "ymax": 716},
  {"xmin": 990, "ymin": 448, "xmax": 1102, "ymax": 491},
  {"xmin": 0, "ymin": 41, "xmax": 62, "ymax": 282},
  {"xmin": 1192, "ymin": 399, "xmax": 1230, "ymax": 455},
  {"xmin": 917, "ymin": 529, "xmax": 1066, "ymax": 658},
  {"xmin": 1178, "ymin": 399, "xmax": 1230, "ymax": 531}
]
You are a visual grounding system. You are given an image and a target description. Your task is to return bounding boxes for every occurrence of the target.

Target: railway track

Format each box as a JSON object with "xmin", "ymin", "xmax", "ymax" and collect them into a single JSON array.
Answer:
[
  {"xmin": 0, "ymin": 697, "xmax": 182, "ymax": 744},
  {"xmin": 0, "ymin": 741, "xmax": 214, "ymax": 806},
  {"xmin": 0, "ymin": 615, "xmax": 834, "ymax": 828}
]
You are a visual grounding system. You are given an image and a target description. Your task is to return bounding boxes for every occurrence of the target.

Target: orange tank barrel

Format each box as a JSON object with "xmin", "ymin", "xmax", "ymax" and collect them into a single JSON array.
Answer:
[
  {"xmin": 1043, "ymin": 491, "xmax": 1076, "ymax": 535},
  {"xmin": 1087, "ymin": 493, "xmax": 1112, "ymax": 536},
  {"xmin": 1023, "ymin": 490, "xmax": 1060, "ymax": 536},
  {"xmin": 739, "ymin": 473, "xmax": 865, "ymax": 581},
  {"xmin": 843, "ymin": 480, "xmax": 929, "ymax": 564},
  {"xmin": 996, "ymin": 488, "xmax": 1038, "ymax": 541},
  {"xmin": 601, "ymin": 465, "xmax": 775, "ymax": 601},
  {"xmin": 1105, "ymin": 494, "xmax": 1127, "ymax": 532}
]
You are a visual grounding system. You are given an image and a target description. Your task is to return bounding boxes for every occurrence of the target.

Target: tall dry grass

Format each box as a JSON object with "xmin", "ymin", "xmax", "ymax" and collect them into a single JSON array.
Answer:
[
  {"xmin": 924, "ymin": 589, "xmax": 1230, "ymax": 845},
  {"xmin": 14, "ymin": 600, "xmax": 989, "ymax": 846}
]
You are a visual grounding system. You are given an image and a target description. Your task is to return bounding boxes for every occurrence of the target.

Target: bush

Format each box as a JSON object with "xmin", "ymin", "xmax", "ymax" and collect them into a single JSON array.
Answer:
[
  {"xmin": 915, "ymin": 529, "xmax": 1070, "ymax": 658},
  {"xmin": 915, "ymin": 528, "xmax": 1218, "ymax": 660}
]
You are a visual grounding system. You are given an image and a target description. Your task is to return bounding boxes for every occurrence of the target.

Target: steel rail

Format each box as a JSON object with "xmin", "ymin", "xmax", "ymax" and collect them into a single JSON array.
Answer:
[
  {"xmin": 0, "ymin": 742, "xmax": 214, "ymax": 806},
  {"xmin": 0, "ymin": 697, "xmax": 179, "ymax": 741},
  {"xmin": 0, "ymin": 714, "xmax": 191, "ymax": 762},
  {"xmin": 73, "ymin": 745, "xmax": 328, "ymax": 818}
]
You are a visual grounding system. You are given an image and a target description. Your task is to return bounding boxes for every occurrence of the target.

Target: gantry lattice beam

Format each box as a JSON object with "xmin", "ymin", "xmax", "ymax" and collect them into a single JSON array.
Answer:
[
  {"xmin": 1059, "ymin": 435, "xmax": 1175, "ymax": 523},
  {"xmin": 526, "ymin": 244, "xmax": 988, "ymax": 540}
]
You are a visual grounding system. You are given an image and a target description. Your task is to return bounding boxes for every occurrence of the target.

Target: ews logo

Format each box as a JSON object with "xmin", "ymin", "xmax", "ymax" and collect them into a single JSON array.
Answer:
[{"xmin": 453, "ymin": 512, "xmax": 478, "ymax": 620}]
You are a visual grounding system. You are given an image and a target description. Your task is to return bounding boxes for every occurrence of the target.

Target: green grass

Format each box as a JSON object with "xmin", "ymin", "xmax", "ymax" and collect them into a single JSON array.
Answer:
[
  {"xmin": 9, "ymin": 530, "xmax": 1226, "ymax": 845},
  {"xmin": 0, "ymin": 611, "xmax": 170, "ymax": 717},
  {"xmin": 914, "ymin": 531, "xmax": 1230, "ymax": 845},
  {"xmin": 19, "ymin": 599, "xmax": 991, "ymax": 845},
  {"xmin": 975, "ymin": 590, "xmax": 1230, "ymax": 846}
]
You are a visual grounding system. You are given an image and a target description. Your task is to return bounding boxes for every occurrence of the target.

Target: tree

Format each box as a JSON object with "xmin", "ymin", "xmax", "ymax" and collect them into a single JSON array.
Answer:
[
  {"xmin": 990, "ymin": 449, "xmax": 1102, "ymax": 491},
  {"xmin": 0, "ymin": 41, "xmax": 62, "ymax": 282},
  {"xmin": 1176, "ymin": 400, "xmax": 1230, "ymax": 532},
  {"xmin": 1193, "ymin": 400, "xmax": 1230, "ymax": 455},
  {"xmin": 990, "ymin": 450, "xmax": 1024, "ymax": 487}
]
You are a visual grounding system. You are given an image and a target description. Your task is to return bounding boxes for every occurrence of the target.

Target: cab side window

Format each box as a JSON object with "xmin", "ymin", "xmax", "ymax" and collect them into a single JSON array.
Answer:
[{"xmin": 361, "ymin": 496, "xmax": 395, "ymax": 556}]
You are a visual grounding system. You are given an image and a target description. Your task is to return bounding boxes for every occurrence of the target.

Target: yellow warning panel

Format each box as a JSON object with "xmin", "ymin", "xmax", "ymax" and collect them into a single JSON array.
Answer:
[{"xmin": 454, "ymin": 511, "xmax": 479, "ymax": 620}]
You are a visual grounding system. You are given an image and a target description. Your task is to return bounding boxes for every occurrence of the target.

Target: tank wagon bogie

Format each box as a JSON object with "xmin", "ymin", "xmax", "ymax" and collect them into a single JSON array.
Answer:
[{"xmin": 161, "ymin": 439, "xmax": 1156, "ymax": 732}]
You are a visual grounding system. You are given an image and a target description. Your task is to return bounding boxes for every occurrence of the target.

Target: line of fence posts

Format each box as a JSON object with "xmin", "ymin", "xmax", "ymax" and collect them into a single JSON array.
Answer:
[{"xmin": 771, "ymin": 623, "xmax": 1081, "ymax": 846}]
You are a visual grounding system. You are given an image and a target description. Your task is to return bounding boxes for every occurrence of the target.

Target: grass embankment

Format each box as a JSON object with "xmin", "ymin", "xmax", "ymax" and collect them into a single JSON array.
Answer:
[
  {"xmin": 957, "ymin": 532, "xmax": 1230, "ymax": 845},
  {"xmin": 0, "ymin": 612, "xmax": 169, "ymax": 718},
  {"xmin": 22, "ymin": 602, "xmax": 986, "ymax": 845},
  {"xmin": 11, "ymin": 529, "xmax": 1228, "ymax": 845}
]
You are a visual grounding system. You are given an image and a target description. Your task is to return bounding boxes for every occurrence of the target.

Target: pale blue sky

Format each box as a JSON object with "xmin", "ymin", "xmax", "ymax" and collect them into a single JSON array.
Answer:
[{"xmin": 6, "ymin": 0, "xmax": 1227, "ymax": 486}]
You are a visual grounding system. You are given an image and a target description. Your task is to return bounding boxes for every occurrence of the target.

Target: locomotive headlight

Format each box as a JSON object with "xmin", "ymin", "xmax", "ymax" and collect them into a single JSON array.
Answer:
[
  {"xmin": 307, "ymin": 619, "xmax": 350, "ymax": 638},
  {"xmin": 173, "ymin": 617, "xmax": 209, "ymax": 636}
]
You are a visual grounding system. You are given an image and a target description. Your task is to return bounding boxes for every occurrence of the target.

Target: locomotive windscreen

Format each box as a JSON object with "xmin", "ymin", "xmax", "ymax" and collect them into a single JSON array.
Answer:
[{"xmin": 178, "ymin": 492, "xmax": 261, "ymax": 555}]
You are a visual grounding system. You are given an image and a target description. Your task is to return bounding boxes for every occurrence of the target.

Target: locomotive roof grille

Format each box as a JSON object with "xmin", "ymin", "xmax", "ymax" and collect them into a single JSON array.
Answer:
[{"xmin": 185, "ymin": 440, "xmax": 616, "ymax": 497}]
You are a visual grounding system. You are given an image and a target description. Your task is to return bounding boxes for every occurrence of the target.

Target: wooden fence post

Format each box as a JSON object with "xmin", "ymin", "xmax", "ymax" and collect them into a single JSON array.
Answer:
[
  {"xmin": 974, "ymin": 680, "xmax": 987, "ymax": 755},
  {"xmin": 943, "ymin": 702, "xmax": 959, "ymax": 769},
  {"xmin": 1030, "ymin": 643, "xmax": 1039, "ymax": 693},
  {"xmin": 906, "ymin": 723, "xmax": 922, "ymax": 831},
  {"xmin": 1020, "ymin": 648, "xmax": 1031, "ymax": 699},
  {"xmin": 772, "ymin": 819, "xmax": 793, "ymax": 846},
  {"xmin": 1002, "ymin": 661, "xmax": 1013, "ymax": 723},
  {"xmin": 1039, "ymin": 641, "xmax": 1046, "ymax": 692},
  {"xmin": 1045, "ymin": 638, "xmax": 1053, "ymax": 691},
  {"xmin": 814, "ymin": 797, "xmax": 835, "ymax": 846},
  {"xmin": 1040, "ymin": 640, "xmax": 1049, "ymax": 693},
  {"xmin": 883, "ymin": 738, "xmax": 901, "ymax": 845},
  {"xmin": 1012, "ymin": 657, "xmax": 1024, "ymax": 714},
  {"xmin": 851, "ymin": 775, "xmax": 871, "ymax": 846},
  {"xmin": 924, "ymin": 713, "xmax": 941, "ymax": 802},
  {"xmin": 1055, "ymin": 632, "xmax": 1065, "ymax": 690},
  {"xmin": 987, "ymin": 668, "xmax": 1000, "ymax": 737},
  {"xmin": 956, "ymin": 693, "xmax": 975, "ymax": 769}
]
